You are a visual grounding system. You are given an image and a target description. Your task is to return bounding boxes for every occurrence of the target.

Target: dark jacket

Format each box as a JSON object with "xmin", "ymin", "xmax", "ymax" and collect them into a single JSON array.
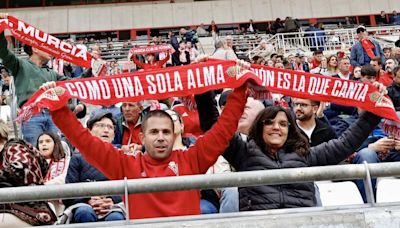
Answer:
[
  {"xmin": 113, "ymin": 113, "xmax": 126, "ymax": 148},
  {"xmin": 64, "ymin": 152, "xmax": 122, "ymax": 208},
  {"xmin": 172, "ymin": 50, "xmax": 190, "ymax": 66},
  {"xmin": 299, "ymin": 118, "xmax": 337, "ymax": 147},
  {"xmin": 284, "ymin": 18, "xmax": 300, "ymax": 32},
  {"xmin": 222, "ymin": 112, "xmax": 380, "ymax": 211},
  {"xmin": 388, "ymin": 83, "xmax": 400, "ymax": 111}
]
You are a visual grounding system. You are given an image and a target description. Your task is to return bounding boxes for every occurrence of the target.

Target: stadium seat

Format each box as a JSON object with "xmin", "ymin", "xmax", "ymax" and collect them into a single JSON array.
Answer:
[
  {"xmin": 316, "ymin": 181, "xmax": 364, "ymax": 206},
  {"xmin": 376, "ymin": 178, "xmax": 400, "ymax": 203}
]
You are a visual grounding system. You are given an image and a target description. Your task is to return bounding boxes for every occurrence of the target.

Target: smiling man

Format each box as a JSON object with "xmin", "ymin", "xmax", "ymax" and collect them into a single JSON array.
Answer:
[{"xmin": 50, "ymin": 81, "xmax": 248, "ymax": 219}]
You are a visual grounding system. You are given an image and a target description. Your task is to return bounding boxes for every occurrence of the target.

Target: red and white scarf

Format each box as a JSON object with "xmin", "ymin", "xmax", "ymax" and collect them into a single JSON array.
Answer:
[
  {"xmin": 44, "ymin": 158, "xmax": 68, "ymax": 182},
  {"xmin": 0, "ymin": 16, "xmax": 397, "ymax": 123}
]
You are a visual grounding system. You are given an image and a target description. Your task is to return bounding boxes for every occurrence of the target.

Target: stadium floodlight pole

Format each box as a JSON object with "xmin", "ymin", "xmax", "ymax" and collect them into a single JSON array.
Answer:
[{"xmin": 0, "ymin": 162, "xmax": 400, "ymax": 204}]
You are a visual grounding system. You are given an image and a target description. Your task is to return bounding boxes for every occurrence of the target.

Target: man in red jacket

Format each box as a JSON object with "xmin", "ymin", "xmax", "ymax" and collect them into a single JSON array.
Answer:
[{"xmin": 46, "ymin": 77, "xmax": 248, "ymax": 220}]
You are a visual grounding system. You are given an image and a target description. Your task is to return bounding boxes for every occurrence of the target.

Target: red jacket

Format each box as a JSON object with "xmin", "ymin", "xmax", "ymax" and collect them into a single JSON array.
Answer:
[
  {"xmin": 50, "ymin": 86, "xmax": 246, "ymax": 219},
  {"xmin": 378, "ymin": 72, "xmax": 393, "ymax": 87},
  {"xmin": 173, "ymin": 104, "xmax": 203, "ymax": 138}
]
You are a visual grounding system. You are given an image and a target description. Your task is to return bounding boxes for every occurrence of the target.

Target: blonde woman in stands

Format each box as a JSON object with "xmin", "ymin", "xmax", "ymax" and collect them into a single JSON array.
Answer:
[
  {"xmin": 322, "ymin": 55, "xmax": 339, "ymax": 76},
  {"xmin": 310, "ymin": 56, "xmax": 328, "ymax": 75},
  {"xmin": 36, "ymin": 132, "xmax": 71, "ymax": 216}
]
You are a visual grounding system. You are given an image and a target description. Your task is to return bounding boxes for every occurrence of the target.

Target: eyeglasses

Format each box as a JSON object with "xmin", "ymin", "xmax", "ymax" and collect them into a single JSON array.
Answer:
[
  {"xmin": 293, "ymin": 102, "xmax": 313, "ymax": 108},
  {"xmin": 262, "ymin": 119, "xmax": 290, "ymax": 129},
  {"xmin": 93, "ymin": 122, "xmax": 115, "ymax": 130}
]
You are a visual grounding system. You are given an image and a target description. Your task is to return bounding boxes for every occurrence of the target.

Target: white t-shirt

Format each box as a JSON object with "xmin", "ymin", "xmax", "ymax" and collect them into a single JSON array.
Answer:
[{"xmin": 297, "ymin": 121, "xmax": 316, "ymax": 142}]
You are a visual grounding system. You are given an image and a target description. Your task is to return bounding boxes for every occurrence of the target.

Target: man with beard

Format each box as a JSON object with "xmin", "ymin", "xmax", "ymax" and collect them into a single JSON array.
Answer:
[
  {"xmin": 379, "ymin": 57, "xmax": 399, "ymax": 86},
  {"xmin": 293, "ymin": 98, "xmax": 336, "ymax": 147}
]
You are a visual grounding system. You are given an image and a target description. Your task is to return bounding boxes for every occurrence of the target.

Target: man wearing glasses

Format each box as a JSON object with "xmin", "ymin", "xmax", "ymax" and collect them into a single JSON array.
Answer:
[{"xmin": 293, "ymin": 98, "xmax": 336, "ymax": 147}]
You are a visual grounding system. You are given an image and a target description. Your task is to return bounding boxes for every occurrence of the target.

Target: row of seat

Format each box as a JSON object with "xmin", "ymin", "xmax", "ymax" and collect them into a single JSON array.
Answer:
[{"xmin": 317, "ymin": 178, "xmax": 400, "ymax": 206}]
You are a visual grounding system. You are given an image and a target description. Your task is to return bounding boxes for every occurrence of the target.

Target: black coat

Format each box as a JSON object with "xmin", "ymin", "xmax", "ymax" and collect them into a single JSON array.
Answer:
[
  {"xmin": 299, "ymin": 118, "xmax": 337, "ymax": 147},
  {"xmin": 64, "ymin": 152, "xmax": 122, "ymax": 208},
  {"xmin": 223, "ymin": 112, "xmax": 380, "ymax": 211},
  {"xmin": 388, "ymin": 83, "xmax": 400, "ymax": 111}
]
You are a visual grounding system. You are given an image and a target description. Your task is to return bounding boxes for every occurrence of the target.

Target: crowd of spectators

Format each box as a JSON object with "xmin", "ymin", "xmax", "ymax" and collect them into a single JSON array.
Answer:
[{"xmin": 1, "ymin": 11, "xmax": 400, "ymax": 227}]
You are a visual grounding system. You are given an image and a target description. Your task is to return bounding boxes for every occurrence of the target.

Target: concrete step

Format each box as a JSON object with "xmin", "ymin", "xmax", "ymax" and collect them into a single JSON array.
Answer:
[{"xmin": 52, "ymin": 203, "xmax": 400, "ymax": 228}]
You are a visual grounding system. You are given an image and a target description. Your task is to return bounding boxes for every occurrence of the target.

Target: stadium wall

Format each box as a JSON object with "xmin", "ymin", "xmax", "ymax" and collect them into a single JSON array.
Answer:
[{"xmin": 2, "ymin": 0, "xmax": 400, "ymax": 35}]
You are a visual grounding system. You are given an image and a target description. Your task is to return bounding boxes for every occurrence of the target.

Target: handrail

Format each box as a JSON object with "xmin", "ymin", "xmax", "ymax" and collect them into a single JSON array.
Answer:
[
  {"xmin": 1, "ymin": 162, "xmax": 400, "ymax": 204},
  {"xmin": 247, "ymin": 25, "xmax": 400, "ymax": 56}
]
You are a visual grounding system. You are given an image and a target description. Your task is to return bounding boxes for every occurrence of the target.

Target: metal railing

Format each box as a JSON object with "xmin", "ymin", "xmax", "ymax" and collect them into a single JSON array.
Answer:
[
  {"xmin": 1, "ymin": 162, "xmax": 400, "ymax": 217},
  {"xmin": 248, "ymin": 25, "xmax": 400, "ymax": 58}
]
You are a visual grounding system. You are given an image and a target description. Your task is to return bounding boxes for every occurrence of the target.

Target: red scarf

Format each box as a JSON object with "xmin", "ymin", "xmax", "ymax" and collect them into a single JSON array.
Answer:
[
  {"xmin": 0, "ymin": 16, "xmax": 106, "ymax": 76},
  {"xmin": 128, "ymin": 44, "xmax": 173, "ymax": 55},
  {"xmin": 44, "ymin": 158, "xmax": 67, "ymax": 182},
  {"xmin": 361, "ymin": 38, "xmax": 376, "ymax": 59},
  {"xmin": 382, "ymin": 112, "xmax": 400, "ymax": 139},
  {"xmin": 17, "ymin": 59, "xmax": 399, "ymax": 122},
  {"xmin": 1, "ymin": 16, "xmax": 397, "ymax": 123}
]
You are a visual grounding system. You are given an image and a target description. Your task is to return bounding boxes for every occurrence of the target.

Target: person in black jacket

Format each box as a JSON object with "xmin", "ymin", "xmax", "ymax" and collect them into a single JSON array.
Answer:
[
  {"xmin": 172, "ymin": 41, "xmax": 190, "ymax": 66},
  {"xmin": 195, "ymin": 85, "xmax": 384, "ymax": 211},
  {"xmin": 293, "ymin": 98, "xmax": 336, "ymax": 147},
  {"xmin": 64, "ymin": 112, "xmax": 125, "ymax": 223},
  {"xmin": 223, "ymin": 103, "xmax": 382, "ymax": 211}
]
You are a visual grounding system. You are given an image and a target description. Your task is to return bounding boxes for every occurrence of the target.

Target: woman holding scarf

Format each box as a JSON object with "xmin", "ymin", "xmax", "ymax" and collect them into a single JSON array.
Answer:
[{"xmin": 221, "ymin": 82, "xmax": 386, "ymax": 211}]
